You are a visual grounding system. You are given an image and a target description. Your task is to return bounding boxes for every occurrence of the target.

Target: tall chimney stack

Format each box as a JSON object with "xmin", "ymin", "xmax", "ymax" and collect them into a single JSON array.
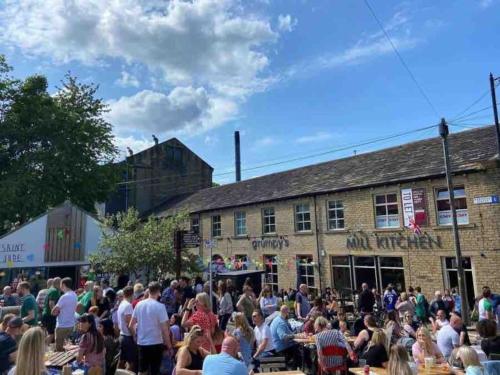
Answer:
[{"xmin": 234, "ymin": 131, "xmax": 241, "ymax": 182}]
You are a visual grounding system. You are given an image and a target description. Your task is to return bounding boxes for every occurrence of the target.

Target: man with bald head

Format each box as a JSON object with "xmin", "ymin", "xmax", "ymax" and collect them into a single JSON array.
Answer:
[
  {"xmin": 0, "ymin": 286, "xmax": 17, "ymax": 307},
  {"xmin": 270, "ymin": 305, "xmax": 299, "ymax": 368},
  {"xmin": 202, "ymin": 336, "xmax": 247, "ymax": 374}
]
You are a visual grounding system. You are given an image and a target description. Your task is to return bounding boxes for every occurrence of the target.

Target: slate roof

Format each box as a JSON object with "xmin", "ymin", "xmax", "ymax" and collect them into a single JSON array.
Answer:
[{"xmin": 154, "ymin": 126, "xmax": 499, "ymax": 216}]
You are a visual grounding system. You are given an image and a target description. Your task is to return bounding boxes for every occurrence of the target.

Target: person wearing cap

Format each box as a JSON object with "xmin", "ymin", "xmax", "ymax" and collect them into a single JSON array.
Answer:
[
  {"xmin": 0, "ymin": 317, "xmax": 23, "ymax": 373},
  {"xmin": 202, "ymin": 336, "xmax": 247, "ymax": 375}
]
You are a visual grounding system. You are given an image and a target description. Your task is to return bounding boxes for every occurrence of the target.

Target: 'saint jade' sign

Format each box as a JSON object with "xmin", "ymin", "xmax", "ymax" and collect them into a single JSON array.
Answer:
[{"xmin": 346, "ymin": 233, "xmax": 442, "ymax": 250}]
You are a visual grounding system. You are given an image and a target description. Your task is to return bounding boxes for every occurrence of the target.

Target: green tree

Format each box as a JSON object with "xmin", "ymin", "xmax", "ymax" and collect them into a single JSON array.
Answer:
[
  {"xmin": 89, "ymin": 209, "xmax": 201, "ymax": 281},
  {"xmin": 0, "ymin": 56, "xmax": 119, "ymax": 233}
]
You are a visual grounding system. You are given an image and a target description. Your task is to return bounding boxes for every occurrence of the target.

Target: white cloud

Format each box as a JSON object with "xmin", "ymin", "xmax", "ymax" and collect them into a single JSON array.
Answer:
[
  {"xmin": 106, "ymin": 87, "xmax": 239, "ymax": 137},
  {"xmin": 284, "ymin": 10, "xmax": 418, "ymax": 80},
  {"xmin": 295, "ymin": 131, "xmax": 333, "ymax": 144},
  {"xmin": 255, "ymin": 136, "xmax": 280, "ymax": 147},
  {"xmin": 277, "ymin": 14, "xmax": 297, "ymax": 32},
  {"xmin": 115, "ymin": 71, "xmax": 140, "ymax": 88},
  {"xmin": 479, "ymin": 0, "xmax": 494, "ymax": 8},
  {"xmin": 0, "ymin": 0, "xmax": 282, "ymax": 142},
  {"xmin": 0, "ymin": 0, "xmax": 278, "ymax": 96},
  {"xmin": 204, "ymin": 134, "xmax": 219, "ymax": 146},
  {"xmin": 114, "ymin": 136, "xmax": 154, "ymax": 159}
]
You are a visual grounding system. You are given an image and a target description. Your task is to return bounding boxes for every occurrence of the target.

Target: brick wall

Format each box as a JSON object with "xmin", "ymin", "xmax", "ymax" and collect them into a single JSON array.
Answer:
[{"xmin": 195, "ymin": 167, "xmax": 500, "ymax": 299}]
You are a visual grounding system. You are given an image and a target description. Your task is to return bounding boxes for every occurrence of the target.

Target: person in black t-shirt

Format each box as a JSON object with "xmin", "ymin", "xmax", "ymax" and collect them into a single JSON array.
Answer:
[
  {"xmin": 477, "ymin": 319, "xmax": 500, "ymax": 357},
  {"xmin": 0, "ymin": 317, "xmax": 23, "ymax": 374},
  {"xmin": 360, "ymin": 329, "xmax": 389, "ymax": 368},
  {"xmin": 358, "ymin": 283, "xmax": 375, "ymax": 314}
]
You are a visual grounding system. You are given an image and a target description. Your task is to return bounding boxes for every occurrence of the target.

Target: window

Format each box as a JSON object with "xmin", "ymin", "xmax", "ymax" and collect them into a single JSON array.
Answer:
[
  {"xmin": 234, "ymin": 254, "xmax": 248, "ymax": 270},
  {"xmin": 375, "ymin": 193, "xmax": 400, "ymax": 228},
  {"xmin": 234, "ymin": 212, "xmax": 247, "ymax": 236},
  {"xmin": 191, "ymin": 217, "xmax": 200, "ymax": 234},
  {"xmin": 442, "ymin": 257, "xmax": 474, "ymax": 309},
  {"xmin": 297, "ymin": 255, "xmax": 315, "ymax": 288},
  {"xmin": 295, "ymin": 203, "xmax": 312, "ymax": 232},
  {"xmin": 378, "ymin": 257, "xmax": 405, "ymax": 292},
  {"xmin": 331, "ymin": 256, "xmax": 352, "ymax": 292},
  {"xmin": 262, "ymin": 208, "xmax": 276, "ymax": 234},
  {"xmin": 264, "ymin": 255, "xmax": 279, "ymax": 293},
  {"xmin": 327, "ymin": 200, "xmax": 345, "ymax": 230},
  {"xmin": 353, "ymin": 256, "xmax": 377, "ymax": 290},
  {"xmin": 436, "ymin": 187, "xmax": 469, "ymax": 225},
  {"xmin": 211, "ymin": 215, "xmax": 221, "ymax": 237}
]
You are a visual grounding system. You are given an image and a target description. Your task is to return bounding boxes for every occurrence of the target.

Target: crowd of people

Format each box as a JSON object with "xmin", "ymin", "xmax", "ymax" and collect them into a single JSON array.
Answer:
[{"xmin": 0, "ymin": 274, "xmax": 497, "ymax": 375}]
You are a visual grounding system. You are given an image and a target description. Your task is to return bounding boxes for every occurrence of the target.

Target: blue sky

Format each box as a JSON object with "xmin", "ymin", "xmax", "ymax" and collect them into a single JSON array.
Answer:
[{"xmin": 0, "ymin": 0, "xmax": 498, "ymax": 184}]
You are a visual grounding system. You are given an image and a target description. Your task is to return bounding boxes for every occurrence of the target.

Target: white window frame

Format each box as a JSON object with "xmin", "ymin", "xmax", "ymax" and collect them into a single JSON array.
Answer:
[
  {"xmin": 436, "ymin": 186, "xmax": 469, "ymax": 226},
  {"xmin": 264, "ymin": 255, "xmax": 279, "ymax": 293},
  {"xmin": 297, "ymin": 255, "xmax": 315, "ymax": 289},
  {"xmin": 330, "ymin": 256, "xmax": 352, "ymax": 291},
  {"xmin": 191, "ymin": 217, "xmax": 200, "ymax": 234},
  {"xmin": 234, "ymin": 211, "xmax": 247, "ymax": 236},
  {"xmin": 327, "ymin": 200, "xmax": 345, "ymax": 230},
  {"xmin": 374, "ymin": 193, "xmax": 400, "ymax": 228},
  {"xmin": 295, "ymin": 203, "xmax": 312, "ymax": 232},
  {"xmin": 211, "ymin": 215, "xmax": 221, "ymax": 238},
  {"xmin": 262, "ymin": 207, "xmax": 276, "ymax": 234}
]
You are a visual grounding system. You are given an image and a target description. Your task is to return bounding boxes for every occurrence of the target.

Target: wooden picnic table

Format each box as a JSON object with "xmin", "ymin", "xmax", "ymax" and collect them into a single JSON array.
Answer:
[
  {"xmin": 349, "ymin": 363, "xmax": 452, "ymax": 375},
  {"xmin": 45, "ymin": 347, "xmax": 79, "ymax": 368}
]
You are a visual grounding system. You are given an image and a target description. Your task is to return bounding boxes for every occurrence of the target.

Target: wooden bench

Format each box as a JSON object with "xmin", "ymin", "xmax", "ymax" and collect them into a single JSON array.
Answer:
[{"xmin": 259, "ymin": 356, "xmax": 287, "ymax": 372}]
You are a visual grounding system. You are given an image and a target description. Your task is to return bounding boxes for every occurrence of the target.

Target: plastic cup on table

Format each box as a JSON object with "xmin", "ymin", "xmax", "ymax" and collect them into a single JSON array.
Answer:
[{"xmin": 424, "ymin": 357, "xmax": 434, "ymax": 370}]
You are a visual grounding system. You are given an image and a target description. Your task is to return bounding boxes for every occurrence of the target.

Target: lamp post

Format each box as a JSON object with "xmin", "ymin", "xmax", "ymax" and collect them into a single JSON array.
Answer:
[{"xmin": 439, "ymin": 118, "xmax": 470, "ymax": 325}]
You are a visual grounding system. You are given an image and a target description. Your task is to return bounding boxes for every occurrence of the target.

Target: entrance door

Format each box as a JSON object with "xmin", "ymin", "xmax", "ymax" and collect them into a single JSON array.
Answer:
[{"xmin": 443, "ymin": 257, "xmax": 475, "ymax": 309}]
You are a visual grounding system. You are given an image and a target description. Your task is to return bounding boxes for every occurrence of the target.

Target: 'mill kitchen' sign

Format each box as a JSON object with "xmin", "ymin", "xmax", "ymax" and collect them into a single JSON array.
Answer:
[{"xmin": 346, "ymin": 233, "xmax": 442, "ymax": 250}]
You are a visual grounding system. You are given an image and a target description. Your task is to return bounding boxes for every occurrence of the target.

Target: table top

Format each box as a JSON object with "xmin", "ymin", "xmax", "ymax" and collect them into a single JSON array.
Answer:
[
  {"xmin": 349, "ymin": 364, "xmax": 452, "ymax": 375},
  {"xmin": 45, "ymin": 347, "xmax": 79, "ymax": 368},
  {"xmin": 260, "ymin": 371, "xmax": 305, "ymax": 375}
]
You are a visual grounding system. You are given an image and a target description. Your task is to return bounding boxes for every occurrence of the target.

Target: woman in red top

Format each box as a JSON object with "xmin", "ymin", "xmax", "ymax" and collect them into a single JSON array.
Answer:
[{"xmin": 181, "ymin": 292, "xmax": 218, "ymax": 352}]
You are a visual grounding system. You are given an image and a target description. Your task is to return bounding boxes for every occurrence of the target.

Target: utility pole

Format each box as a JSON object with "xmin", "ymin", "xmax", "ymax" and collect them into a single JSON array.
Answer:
[
  {"xmin": 439, "ymin": 118, "xmax": 470, "ymax": 325},
  {"xmin": 489, "ymin": 73, "xmax": 500, "ymax": 156},
  {"xmin": 174, "ymin": 230, "xmax": 183, "ymax": 280}
]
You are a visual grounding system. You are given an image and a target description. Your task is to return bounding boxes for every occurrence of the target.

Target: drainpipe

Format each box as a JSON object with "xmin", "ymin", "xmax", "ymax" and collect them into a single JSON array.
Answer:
[{"xmin": 313, "ymin": 196, "xmax": 323, "ymax": 292}]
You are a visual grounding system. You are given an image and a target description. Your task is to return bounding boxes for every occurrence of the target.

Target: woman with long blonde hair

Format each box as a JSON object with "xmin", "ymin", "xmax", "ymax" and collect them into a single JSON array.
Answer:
[
  {"xmin": 175, "ymin": 325, "xmax": 211, "ymax": 375},
  {"xmin": 387, "ymin": 345, "xmax": 413, "ymax": 375},
  {"xmin": 411, "ymin": 327, "xmax": 444, "ymax": 364},
  {"xmin": 360, "ymin": 329, "xmax": 389, "ymax": 368},
  {"xmin": 456, "ymin": 346, "xmax": 484, "ymax": 375},
  {"xmin": 181, "ymin": 293, "xmax": 218, "ymax": 352},
  {"xmin": 8, "ymin": 327, "xmax": 47, "ymax": 375},
  {"xmin": 233, "ymin": 312, "xmax": 255, "ymax": 367}
]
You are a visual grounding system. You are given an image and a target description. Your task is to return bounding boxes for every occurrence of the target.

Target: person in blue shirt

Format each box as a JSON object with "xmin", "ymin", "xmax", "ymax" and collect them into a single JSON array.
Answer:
[
  {"xmin": 202, "ymin": 336, "xmax": 247, "ymax": 375},
  {"xmin": 270, "ymin": 305, "xmax": 299, "ymax": 369},
  {"xmin": 383, "ymin": 284, "xmax": 398, "ymax": 312}
]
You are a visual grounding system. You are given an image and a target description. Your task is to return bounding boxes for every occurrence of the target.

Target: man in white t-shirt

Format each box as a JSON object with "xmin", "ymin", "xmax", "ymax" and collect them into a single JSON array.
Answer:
[
  {"xmin": 129, "ymin": 281, "xmax": 172, "ymax": 375},
  {"xmin": 478, "ymin": 287, "xmax": 494, "ymax": 321},
  {"xmin": 117, "ymin": 286, "xmax": 137, "ymax": 372},
  {"xmin": 251, "ymin": 309, "xmax": 275, "ymax": 368},
  {"xmin": 437, "ymin": 314, "xmax": 461, "ymax": 358},
  {"xmin": 51, "ymin": 277, "xmax": 77, "ymax": 351}
]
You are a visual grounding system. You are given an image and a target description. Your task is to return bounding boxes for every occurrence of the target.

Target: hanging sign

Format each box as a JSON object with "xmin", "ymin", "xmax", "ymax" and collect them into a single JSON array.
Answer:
[{"xmin": 401, "ymin": 188, "xmax": 428, "ymax": 227}]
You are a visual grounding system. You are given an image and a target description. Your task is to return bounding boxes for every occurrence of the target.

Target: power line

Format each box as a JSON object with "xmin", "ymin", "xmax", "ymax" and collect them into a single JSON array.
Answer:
[
  {"xmin": 120, "ymin": 123, "xmax": 440, "ymax": 189},
  {"xmin": 362, "ymin": 0, "xmax": 439, "ymax": 117},
  {"xmin": 450, "ymin": 89, "xmax": 491, "ymax": 122}
]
